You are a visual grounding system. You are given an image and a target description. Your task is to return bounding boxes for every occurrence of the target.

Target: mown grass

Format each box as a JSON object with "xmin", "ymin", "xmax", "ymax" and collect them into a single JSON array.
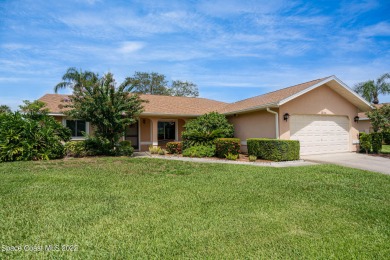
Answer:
[
  {"xmin": 381, "ymin": 144, "xmax": 390, "ymax": 154},
  {"xmin": 1, "ymin": 157, "xmax": 389, "ymax": 259}
]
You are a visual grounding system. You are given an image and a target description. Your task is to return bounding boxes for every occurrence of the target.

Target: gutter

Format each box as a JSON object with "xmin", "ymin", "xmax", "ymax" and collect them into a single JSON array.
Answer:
[{"xmin": 266, "ymin": 108, "xmax": 279, "ymax": 139}]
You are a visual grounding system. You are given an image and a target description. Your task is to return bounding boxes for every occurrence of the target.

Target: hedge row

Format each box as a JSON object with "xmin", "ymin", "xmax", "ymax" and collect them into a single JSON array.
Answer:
[
  {"xmin": 359, "ymin": 132, "xmax": 383, "ymax": 154},
  {"xmin": 247, "ymin": 138, "xmax": 300, "ymax": 162}
]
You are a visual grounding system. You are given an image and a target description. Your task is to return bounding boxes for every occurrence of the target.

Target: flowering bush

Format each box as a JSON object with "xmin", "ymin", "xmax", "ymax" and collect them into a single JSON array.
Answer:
[
  {"xmin": 215, "ymin": 138, "xmax": 240, "ymax": 158},
  {"xmin": 166, "ymin": 142, "xmax": 182, "ymax": 154}
]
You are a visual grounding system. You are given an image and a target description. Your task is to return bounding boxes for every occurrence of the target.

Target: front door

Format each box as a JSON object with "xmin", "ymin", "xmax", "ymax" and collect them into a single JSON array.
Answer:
[{"xmin": 125, "ymin": 122, "xmax": 139, "ymax": 150}]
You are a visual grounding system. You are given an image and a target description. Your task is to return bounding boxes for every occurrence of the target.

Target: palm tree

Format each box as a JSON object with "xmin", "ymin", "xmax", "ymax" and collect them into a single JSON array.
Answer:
[
  {"xmin": 354, "ymin": 73, "xmax": 390, "ymax": 104},
  {"xmin": 54, "ymin": 67, "xmax": 99, "ymax": 93}
]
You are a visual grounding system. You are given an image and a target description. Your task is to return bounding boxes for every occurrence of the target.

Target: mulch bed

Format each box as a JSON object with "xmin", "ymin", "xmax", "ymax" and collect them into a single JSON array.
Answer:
[
  {"xmin": 152, "ymin": 153, "xmax": 273, "ymax": 163},
  {"xmin": 368, "ymin": 153, "xmax": 390, "ymax": 159}
]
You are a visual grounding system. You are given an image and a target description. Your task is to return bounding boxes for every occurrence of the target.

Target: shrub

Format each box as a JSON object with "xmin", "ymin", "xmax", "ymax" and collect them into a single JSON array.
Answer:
[
  {"xmin": 249, "ymin": 155, "xmax": 257, "ymax": 162},
  {"xmin": 149, "ymin": 146, "xmax": 162, "ymax": 154},
  {"xmin": 166, "ymin": 142, "xmax": 182, "ymax": 154},
  {"xmin": 215, "ymin": 138, "xmax": 240, "ymax": 158},
  {"xmin": 115, "ymin": 141, "xmax": 134, "ymax": 156},
  {"xmin": 0, "ymin": 111, "xmax": 71, "ymax": 162},
  {"xmin": 247, "ymin": 138, "xmax": 300, "ymax": 162},
  {"xmin": 65, "ymin": 141, "xmax": 87, "ymax": 157},
  {"xmin": 382, "ymin": 131, "xmax": 390, "ymax": 145},
  {"xmin": 158, "ymin": 149, "xmax": 166, "ymax": 155},
  {"xmin": 359, "ymin": 132, "xmax": 371, "ymax": 154},
  {"xmin": 225, "ymin": 152, "xmax": 238, "ymax": 160},
  {"xmin": 84, "ymin": 135, "xmax": 113, "ymax": 156},
  {"xmin": 182, "ymin": 112, "xmax": 234, "ymax": 150},
  {"xmin": 370, "ymin": 132, "xmax": 382, "ymax": 154},
  {"xmin": 182, "ymin": 145, "xmax": 215, "ymax": 158}
]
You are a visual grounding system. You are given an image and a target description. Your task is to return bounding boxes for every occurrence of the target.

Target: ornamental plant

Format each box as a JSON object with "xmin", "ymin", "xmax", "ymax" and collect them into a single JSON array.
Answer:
[{"xmin": 182, "ymin": 112, "xmax": 234, "ymax": 150}]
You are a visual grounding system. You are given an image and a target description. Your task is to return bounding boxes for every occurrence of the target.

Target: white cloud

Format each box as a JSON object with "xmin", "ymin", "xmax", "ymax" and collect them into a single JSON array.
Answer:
[
  {"xmin": 118, "ymin": 42, "xmax": 144, "ymax": 54},
  {"xmin": 360, "ymin": 22, "xmax": 390, "ymax": 37}
]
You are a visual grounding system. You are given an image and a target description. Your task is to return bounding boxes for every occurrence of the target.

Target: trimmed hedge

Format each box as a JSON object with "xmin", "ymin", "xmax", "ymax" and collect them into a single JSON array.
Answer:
[
  {"xmin": 359, "ymin": 132, "xmax": 371, "ymax": 154},
  {"xmin": 371, "ymin": 132, "xmax": 382, "ymax": 154},
  {"xmin": 166, "ymin": 142, "xmax": 182, "ymax": 154},
  {"xmin": 247, "ymin": 138, "xmax": 300, "ymax": 162},
  {"xmin": 183, "ymin": 145, "xmax": 215, "ymax": 158},
  {"xmin": 215, "ymin": 138, "xmax": 240, "ymax": 158}
]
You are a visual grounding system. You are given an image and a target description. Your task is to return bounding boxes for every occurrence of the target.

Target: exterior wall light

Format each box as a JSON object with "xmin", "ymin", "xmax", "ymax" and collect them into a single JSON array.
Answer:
[
  {"xmin": 354, "ymin": 116, "xmax": 359, "ymax": 123},
  {"xmin": 283, "ymin": 113, "xmax": 290, "ymax": 122}
]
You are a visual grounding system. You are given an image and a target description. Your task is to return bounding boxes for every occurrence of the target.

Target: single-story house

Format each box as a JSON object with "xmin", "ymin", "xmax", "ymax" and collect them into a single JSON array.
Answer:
[{"xmin": 39, "ymin": 75, "xmax": 372, "ymax": 155}]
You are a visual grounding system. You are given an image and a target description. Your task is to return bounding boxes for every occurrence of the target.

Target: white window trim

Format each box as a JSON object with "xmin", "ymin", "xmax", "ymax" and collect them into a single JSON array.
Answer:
[{"xmin": 62, "ymin": 118, "xmax": 90, "ymax": 140}]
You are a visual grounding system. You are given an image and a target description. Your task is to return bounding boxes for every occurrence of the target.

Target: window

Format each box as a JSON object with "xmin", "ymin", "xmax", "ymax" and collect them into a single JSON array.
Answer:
[{"xmin": 66, "ymin": 120, "xmax": 87, "ymax": 137}]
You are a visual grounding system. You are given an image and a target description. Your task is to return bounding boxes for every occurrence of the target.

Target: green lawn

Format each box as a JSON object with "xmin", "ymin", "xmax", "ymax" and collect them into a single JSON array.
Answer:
[
  {"xmin": 381, "ymin": 144, "xmax": 390, "ymax": 154},
  {"xmin": 1, "ymin": 158, "xmax": 389, "ymax": 259}
]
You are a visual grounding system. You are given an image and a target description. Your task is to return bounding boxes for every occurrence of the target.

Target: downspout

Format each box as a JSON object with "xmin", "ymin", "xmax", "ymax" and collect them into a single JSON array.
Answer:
[{"xmin": 266, "ymin": 108, "xmax": 279, "ymax": 139}]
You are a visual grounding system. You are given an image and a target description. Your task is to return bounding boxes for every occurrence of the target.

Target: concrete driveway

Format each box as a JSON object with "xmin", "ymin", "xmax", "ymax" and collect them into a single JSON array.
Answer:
[{"xmin": 302, "ymin": 153, "xmax": 390, "ymax": 175}]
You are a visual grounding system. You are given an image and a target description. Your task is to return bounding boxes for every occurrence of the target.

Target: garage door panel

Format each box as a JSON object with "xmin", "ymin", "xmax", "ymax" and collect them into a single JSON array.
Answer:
[{"xmin": 290, "ymin": 115, "xmax": 349, "ymax": 155}]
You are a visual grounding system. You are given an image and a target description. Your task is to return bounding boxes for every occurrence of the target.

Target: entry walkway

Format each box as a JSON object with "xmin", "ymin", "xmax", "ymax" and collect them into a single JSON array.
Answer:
[
  {"xmin": 302, "ymin": 153, "xmax": 390, "ymax": 175},
  {"xmin": 133, "ymin": 152, "xmax": 316, "ymax": 168}
]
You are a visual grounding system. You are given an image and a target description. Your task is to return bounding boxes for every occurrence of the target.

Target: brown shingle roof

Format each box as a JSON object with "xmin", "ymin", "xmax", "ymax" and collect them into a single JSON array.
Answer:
[
  {"xmin": 217, "ymin": 76, "xmax": 331, "ymax": 114},
  {"xmin": 38, "ymin": 93, "xmax": 227, "ymax": 116},
  {"xmin": 39, "ymin": 76, "xmax": 340, "ymax": 116},
  {"xmin": 140, "ymin": 94, "xmax": 227, "ymax": 115}
]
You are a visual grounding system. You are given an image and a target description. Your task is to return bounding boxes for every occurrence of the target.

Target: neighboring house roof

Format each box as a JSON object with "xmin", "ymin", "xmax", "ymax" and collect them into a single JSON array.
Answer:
[
  {"xmin": 39, "ymin": 93, "xmax": 227, "ymax": 117},
  {"xmin": 38, "ymin": 75, "xmax": 373, "ymax": 117},
  {"xmin": 358, "ymin": 103, "xmax": 388, "ymax": 120}
]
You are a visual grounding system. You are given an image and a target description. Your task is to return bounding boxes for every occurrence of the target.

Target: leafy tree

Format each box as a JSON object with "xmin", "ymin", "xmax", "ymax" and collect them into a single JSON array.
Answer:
[
  {"xmin": 126, "ymin": 72, "xmax": 199, "ymax": 97},
  {"xmin": 55, "ymin": 69, "xmax": 144, "ymax": 148},
  {"xmin": 19, "ymin": 100, "xmax": 49, "ymax": 120},
  {"xmin": 169, "ymin": 80, "xmax": 199, "ymax": 97},
  {"xmin": 367, "ymin": 104, "xmax": 390, "ymax": 132},
  {"xmin": 0, "ymin": 105, "xmax": 11, "ymax": 114},
  {"xmin": 354, "ymin": 73, "xmax": 390, "ymax": 104},
  {"xmin": 126, "ymin": 72, "xmax": 170, "ymax": 95}
]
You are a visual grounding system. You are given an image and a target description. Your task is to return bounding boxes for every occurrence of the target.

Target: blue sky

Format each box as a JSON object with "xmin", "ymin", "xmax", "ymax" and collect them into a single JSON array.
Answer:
[{"xmin": 1, "ymin": 0, "xmax": 389, "ymax": 110}]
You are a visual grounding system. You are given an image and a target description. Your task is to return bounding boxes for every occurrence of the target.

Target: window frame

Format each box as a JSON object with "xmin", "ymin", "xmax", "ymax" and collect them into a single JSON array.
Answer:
[{"xmin": 62, "ymin": 118, "xmax": 90, "ymax": 140}]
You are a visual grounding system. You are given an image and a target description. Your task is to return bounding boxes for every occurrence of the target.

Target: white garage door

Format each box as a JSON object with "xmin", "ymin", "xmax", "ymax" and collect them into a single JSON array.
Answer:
[{"xmin": 290, "ymin": 115, "xmax": 350, "ymax": 155}]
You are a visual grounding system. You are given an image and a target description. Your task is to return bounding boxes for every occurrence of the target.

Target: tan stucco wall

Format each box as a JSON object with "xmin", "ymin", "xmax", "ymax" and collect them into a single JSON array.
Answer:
[
  {"xmin": 227, "ymin": 110, "xmax": 277, "ymax": 152},
  {"xmin": 279, "ymin": 84, "xmax": 361, "ymax": 152},
  {"xmin": 357, "ymin": 120, "xmax": 372, "ymax": 133},
  {"xmin": 140, "ymin": 118, "xmax": 151, "ymax": 142}
]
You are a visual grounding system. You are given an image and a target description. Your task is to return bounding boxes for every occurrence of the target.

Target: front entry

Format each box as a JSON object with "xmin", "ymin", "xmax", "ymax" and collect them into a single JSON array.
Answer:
[
  {"xmin": 158, "ymin": 121, "xmax": 176, "ymax": 146},
  {"xmin": 125, "ymin": 122, "xmax": 139, "ymax": 150}
]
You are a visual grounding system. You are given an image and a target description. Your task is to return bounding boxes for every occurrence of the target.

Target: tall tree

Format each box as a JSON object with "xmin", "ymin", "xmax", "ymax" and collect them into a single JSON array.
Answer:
[
  {"xmin": 126, "ymin": 72, "xmax": 170, "ymax": 95},
  {"xmin": 126, "ymin": 72, "xmax": 199, "ymax": 97},
  {"xmin": 55, "ymin": 68, "xmax": 144, "ymax": 146},
  {"xmin": 169, "ymin": 80, "xmax": 199, "ymax": 97},
  {"xmin": 0, "ymin": 105, "xmax": 11, "ymax": 114},
  {"xmin": 354, "ymin": 73, "xmax": 390, "ymax": 104}
]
